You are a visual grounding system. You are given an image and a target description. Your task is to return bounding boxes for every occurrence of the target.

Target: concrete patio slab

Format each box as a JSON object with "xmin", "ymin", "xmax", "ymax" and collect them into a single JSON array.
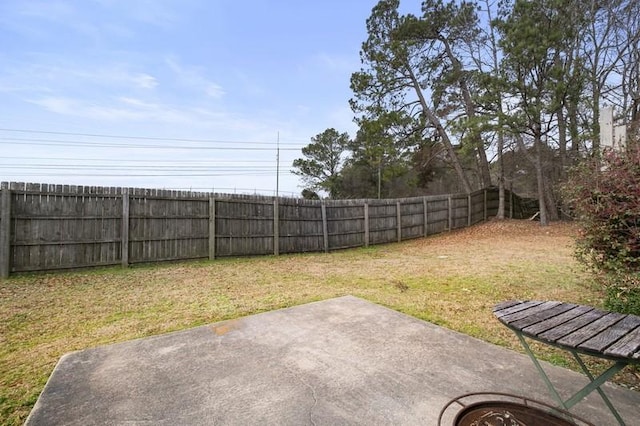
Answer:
[{"xmin": 26, "ymin": 296, "xmax": 640, "ymax": 425}]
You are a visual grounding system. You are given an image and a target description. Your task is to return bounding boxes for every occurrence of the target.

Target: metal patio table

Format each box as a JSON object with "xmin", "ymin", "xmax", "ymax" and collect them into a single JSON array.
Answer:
[{"xmin": 494, "ymin": 300, "xmax": 640, "ymax": 426}]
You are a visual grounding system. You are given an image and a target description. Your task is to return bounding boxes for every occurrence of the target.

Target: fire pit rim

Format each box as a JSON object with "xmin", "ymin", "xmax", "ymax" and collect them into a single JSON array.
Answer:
[{"xmin": 437, "ymin": 392, "xmax": 596, "ymax": 426}]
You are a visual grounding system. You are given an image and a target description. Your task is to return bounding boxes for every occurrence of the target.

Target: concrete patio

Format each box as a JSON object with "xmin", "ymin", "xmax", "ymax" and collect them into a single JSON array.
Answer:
[{"xmin": 26, "ymin": 296, "xmax": 640, "ymax": 425}]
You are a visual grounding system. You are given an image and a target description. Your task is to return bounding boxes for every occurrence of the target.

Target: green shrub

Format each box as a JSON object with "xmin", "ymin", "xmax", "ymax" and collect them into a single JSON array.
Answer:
[
  {"xmin": 563, "ymin": 144, "xmax": 640, "ymax": 315},
  {"xmin": 604, "ymin": 284, "xmax": 640, "ymax": 315}
]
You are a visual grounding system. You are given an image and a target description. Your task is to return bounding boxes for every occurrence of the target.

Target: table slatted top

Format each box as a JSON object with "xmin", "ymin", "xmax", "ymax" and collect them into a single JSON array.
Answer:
[{"xmin": 494, "ymin": 300, "xmax": 640, "ymax": 362}]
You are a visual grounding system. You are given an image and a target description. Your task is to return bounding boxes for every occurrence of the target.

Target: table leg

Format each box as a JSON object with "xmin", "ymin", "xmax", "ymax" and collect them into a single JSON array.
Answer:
[
  {"xmin": 514, "ymin": 332, "xmax": 628, "ymax": 426},
  {"xmin": 515, "ymin": 333, "xmax": 568, "ymax": 409},
  {"xmin": 568, "ymin": 351, "xmax": 627, "ymax": 426}
]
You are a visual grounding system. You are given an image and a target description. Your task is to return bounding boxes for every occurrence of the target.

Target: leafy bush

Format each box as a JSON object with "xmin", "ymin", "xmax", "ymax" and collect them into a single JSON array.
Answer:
[
  {"xmin": 604, "ymin": 286, "xmax": 640, "ymax": 315},
  {"xmin": 563, "ymin": 144, "xmax": 640, "ymax": 314}
]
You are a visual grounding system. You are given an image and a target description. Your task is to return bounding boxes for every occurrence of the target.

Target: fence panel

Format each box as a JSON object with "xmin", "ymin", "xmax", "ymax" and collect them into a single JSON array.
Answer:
[
  {"xmin": 0, "ymin": 182, "xmax": 533, "ymax": 276},
  {"xmin": 10, "ymin": 184, "xmax": 122, "ymax": 272},
  {"xmin": 368, "ymin": 200, "xmax": 397, "ymax": 245},
  {"xmin": 425, "ymin": 197, "xmax": 449, "ymax": 235},
  {"xmin": 486, "ymin": 189, "xmax": 500, "ymax": 217},
  {"xmin": 214, "ymin": 198, "xmax": 274, "ymax": 257},
  {"xmin": 278, "ymin": 199, "xmax": 324, "ymax": 254},
  {"xmin": 128, "ymin": 195, "xmax": 209, "ymax": 263},
  {"xmin": 451, "ymin": 195, "xmax": 469, "ymax": 229},
  {"xmin": 326, "ymin": 201, "xmax": 365, "ymax": 249},
  {"xmin": 470, "ymin": 190, "xmax": 486, "ymax": 225},
  {"xmin": 399, "ymin": 199, "xmax": 425, "ymax": 240}
]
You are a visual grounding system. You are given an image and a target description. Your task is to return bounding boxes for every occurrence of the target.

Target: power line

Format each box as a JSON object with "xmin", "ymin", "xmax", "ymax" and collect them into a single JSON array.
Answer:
[
  {"xmin": 0, "ymin": 128, "xmax": 307, "ymax": 145},
  {"xmin": 1, "ymin": 167, "xmax": 288, "ymax": 173},
  {"xmin": 1, "ymin": 171, "xmax": 288, "ymax": 177},
  {"xmin": 0, "ymin": 156, "xmax": 275, "ymax": 164},
  {"xmin": 0, "ymin": 163, "xmax": 285, "ymax": 169},
  {"xmin": 0, "ymin": 137, "xmax": 301, "ymax": 151},
  {"xmin": 0, "ymin": 128, "xmax": 305, "ymax": 194}
]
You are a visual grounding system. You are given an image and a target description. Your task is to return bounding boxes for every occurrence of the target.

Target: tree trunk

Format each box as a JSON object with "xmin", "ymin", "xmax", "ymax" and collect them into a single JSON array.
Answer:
[
  {"xmin": 475, "ymin": 138, "xmax": 492, "ymax": 189},
  {"xmin": 496, "ymin": 131, "xmax": 505, "ymax": 220},
  {"xmin": 543, "ymin": 173, "xmax": 559, "ymax": 221},
  {"xmin": 441, "ymin": 39, "xmax": 492, "ymax": 188},
  {"xmin": 592, "ymin": 85, "xmax": 602, "ymax": 154},
  {"xmin": 516, "ymin": 133, "xmax": 549, "ymax": 226},
  {"xmin": 406, "ymin": 66, "xmax": 473, "ymax": 193},
  {"xmin": 557, "ymin": 107, "xmax": 567, "ymax": 178},
  {"xmin": 568, "ymin": 100, "xmax": 580, "ymax": 158},
  {"xmin": 534, "ymin": 139, "xmax": 549, "ymax": 226}
]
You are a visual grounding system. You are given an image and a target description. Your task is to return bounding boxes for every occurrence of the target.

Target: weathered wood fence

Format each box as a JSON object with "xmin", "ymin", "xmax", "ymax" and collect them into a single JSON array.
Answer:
[{"xmin": 0, "ymin": 182, "xmax": 535, "ymax": 277}]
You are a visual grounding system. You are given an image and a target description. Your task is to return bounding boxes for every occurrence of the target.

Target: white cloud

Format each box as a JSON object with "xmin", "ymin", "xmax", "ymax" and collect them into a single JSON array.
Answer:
[
  {"xmin": 166, "ymin": 57, "xmax": 225, "ymax": 99},
  {"xmin": 205, "ymin": 83, "xmax": 225, "ymax": 98},
  {"xmin": 132, "ymin": 73, "xmax": 158, "ymax": 89},
  {"xmin": 25, "ymin": 95, "xmax": 291, "ymax": 140},
  {"xmin": 1, "ymin": 0, "xmax": 184, "ymax": 45},
  {"xmin": 28, "ymin": 97, "xmax": 76, "ymax": 115},
  {"xmin": 29, "ymin": 96, "xmax": 197, "ymax": 123},
  {"xmin": 9, "ymin": 1, "xmax": 109, "ymax": 43},
  {"xmin": 310, "ymin": 52, "xmax": 359, "ymax": 74},
  {"xmin": 0, "ymin": 58, "xmax": 160, "ymax": 96},
  {"xmin": 117, "ymin": 97, "xmax": 157, "ymax": 108},
  {"xmin": 0, "ymin": 1, "xmax": 76, "ymax": 40},
  {"xmin": 92, "ymin": 0, "xmax": 181, "ymax": 28},
  {"xmin": 14, "ymin": 1, "xmax": 75, "ymax": 21}
]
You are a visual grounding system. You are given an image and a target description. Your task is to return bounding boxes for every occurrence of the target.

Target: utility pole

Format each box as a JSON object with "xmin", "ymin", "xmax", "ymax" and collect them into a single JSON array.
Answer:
[
  {"xmin": 276, "ymin": 131, "xmax": 280, "ymax": 198},
  {"xmin": 377, "ymin": 163, "xmax": 381, "ymax": 199}
]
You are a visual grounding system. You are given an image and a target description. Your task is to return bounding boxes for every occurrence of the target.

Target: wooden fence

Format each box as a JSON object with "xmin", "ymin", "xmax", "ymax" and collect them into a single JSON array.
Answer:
[{"xmin": 0, "ymin": 182, "xmax": 535, "ymax": 277}]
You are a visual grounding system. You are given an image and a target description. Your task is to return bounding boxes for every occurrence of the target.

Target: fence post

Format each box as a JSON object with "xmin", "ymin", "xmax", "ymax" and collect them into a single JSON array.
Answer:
[
  {"xmin": 364, "ymin": 202, "xmax": 369, "ymax": 247},
  {"xmin": 467, "ymin": 194, "xmax": 472, "ymax": 227},
  {"xmin": 321, "ymin": 201, "xmax": 329, "ymax": 253},
  {"xmin": 397, "ymin": 201, "xmax": 402, "ymax": 242},
  {"xmin": 0, "ymin": 186, "xmax": 11, "ymax": 278},
  {"xmin": 273, "ymin": 199, "xmax": 279, "ymax": 256},
  {"xmin": 448, "ymin": 195, "xmax": 453, "ymax": 231},
  {"xmin": 121, "ymin": 189, "xmax": 129, "ymax": 268},
  {"xmin": 209, "ymin": 196, "xmax": 216, "ymax": 260},
  {"xmin": 423, "ymin": 197, "xmax": 428, "ymax": 237},
  {"xmin": 483, "ymin": 189, "xmax": 488, "ymax": 221},
  {"xmin": 509, "ymin": 190, "xmax": 514, "ymax": 219}
]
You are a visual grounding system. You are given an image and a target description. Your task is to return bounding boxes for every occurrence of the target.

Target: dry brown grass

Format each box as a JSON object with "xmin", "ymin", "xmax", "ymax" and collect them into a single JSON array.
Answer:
[{"xmin": 1, "ymin": 219, "xmax": 637, "ymax": 425}]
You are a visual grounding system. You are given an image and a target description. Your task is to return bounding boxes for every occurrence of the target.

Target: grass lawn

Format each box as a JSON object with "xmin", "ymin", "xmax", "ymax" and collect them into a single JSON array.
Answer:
[{"xmin": 1, "ymin": 219, "xmax": 638, "ymax": 424}]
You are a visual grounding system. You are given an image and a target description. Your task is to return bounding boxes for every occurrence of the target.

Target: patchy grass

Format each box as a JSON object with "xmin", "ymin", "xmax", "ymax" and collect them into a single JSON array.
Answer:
[{"xmin": 1, "ymin": 219, "xmax": 638, "ymax": 424}]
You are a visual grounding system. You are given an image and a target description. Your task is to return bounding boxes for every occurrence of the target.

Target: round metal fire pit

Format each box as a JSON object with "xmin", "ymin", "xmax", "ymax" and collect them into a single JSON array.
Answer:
[
  {"xmin": 455, "ymin": 401, "xmax": 578, "ymax": 425},
  {"xmin": 438, "ymin": 393, "xmax": 595, "ymax": 426}
]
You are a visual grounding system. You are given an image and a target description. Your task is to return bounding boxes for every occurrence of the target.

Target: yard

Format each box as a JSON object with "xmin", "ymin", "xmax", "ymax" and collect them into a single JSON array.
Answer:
[{"xmin": 1, "ymin": 219, "xmax": 638, "ymax": 425}]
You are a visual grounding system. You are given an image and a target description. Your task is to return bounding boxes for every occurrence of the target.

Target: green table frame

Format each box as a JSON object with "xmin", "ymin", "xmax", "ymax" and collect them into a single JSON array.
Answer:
[
  {"xmin": 494, "ymin": 300, "xmax": 640, "ymax": 426},
  {"xmin": 514, "ymin": 331, "xmax": 628, "ymax": 425}
]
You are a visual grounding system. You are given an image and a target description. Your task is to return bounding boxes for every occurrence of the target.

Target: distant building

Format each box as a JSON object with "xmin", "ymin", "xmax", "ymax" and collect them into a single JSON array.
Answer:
[{"xmin": 600, "ymin": 106, "xmax": 627, "ymax": 151}]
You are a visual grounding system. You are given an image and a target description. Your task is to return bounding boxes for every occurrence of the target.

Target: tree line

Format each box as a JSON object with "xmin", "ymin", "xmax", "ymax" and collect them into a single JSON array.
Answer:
[{"xmin": 292, "ymin": 0, "xmax": 639, "ymax": 225}]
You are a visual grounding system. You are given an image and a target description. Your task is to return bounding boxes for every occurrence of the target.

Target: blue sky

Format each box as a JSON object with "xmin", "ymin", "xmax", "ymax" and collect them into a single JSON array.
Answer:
[{"xmin": 0, "ymin": 0, "xmax": 400, "ymax": 196}]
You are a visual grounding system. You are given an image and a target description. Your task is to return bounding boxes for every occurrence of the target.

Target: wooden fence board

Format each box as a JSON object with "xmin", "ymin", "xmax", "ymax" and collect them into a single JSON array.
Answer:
[
  {"xmin": 213, "ymin": 198, "xmax": 275, "ymax": 256},
  {"xmin": 10, "ymin": 189, "xmax": 124, "ymax": 272},
  {"xmin": 127, "ymin": 196, "xmax": 209, "ymax": 263},
  {"xmin": 451, "ymin": 195, "xmax": 469, "ymax": 230},
  {"xmin": 399, "ymin": 200, "xmax": 425, "ymax": 240},
  {"xmin": 325, "ymin": 202, "xmax": 365, "ymax": 249},
  {"xmin": 368, "ymin": 201, "xmax": 397, "ymax": 245},
  {"xmin": 0, "ymin": 183, "xmax": 535, "ymax": 274},
  {"xmin": 278, "ymin": 199, "xmax": 324, "ymax": 254}
]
